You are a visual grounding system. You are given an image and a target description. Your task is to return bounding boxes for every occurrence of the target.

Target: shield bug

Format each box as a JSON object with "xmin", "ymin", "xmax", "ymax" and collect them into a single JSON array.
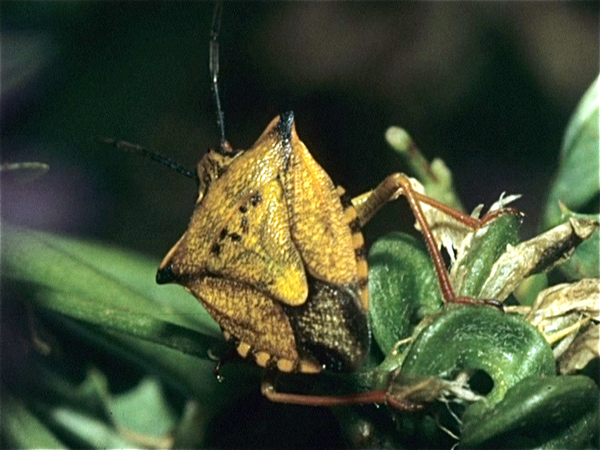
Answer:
[{"xmin": 105, "ymin": 4, "xmax": 514, "ymax": 409}]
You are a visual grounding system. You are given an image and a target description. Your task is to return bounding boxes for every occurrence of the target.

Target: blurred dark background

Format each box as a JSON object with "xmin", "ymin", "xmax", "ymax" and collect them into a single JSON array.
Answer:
[{"xmin": 2, "ymin": 2, "xmax": 598, "ymax": 259}]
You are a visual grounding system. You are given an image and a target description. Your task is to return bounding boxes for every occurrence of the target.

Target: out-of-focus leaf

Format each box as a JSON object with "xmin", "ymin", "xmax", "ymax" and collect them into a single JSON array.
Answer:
[
  {"xmin": 42, "ymin": 407, "xmax": 137, "ymax": 448},
  {"xmin": 385, "ymin": 126, "xmax": 464, "ymax": 210},
  {"xmin": 2, "ymin": 224, "xmax": 222, "ymax": 358},
  {"xmin": 26, "ymin": 363, "xmax": 112, "ymax": 421},
  {"xmin": 0, "ymin": 161, "xmax": 49, "ymax": 183},
  {"xmin": 545, "ymin": 76, "xmax": 599, "ymax": 224},
  {"xmin": 543, "ymin": 76, "xmax": 599, "ymax": 279},
  {"xmin": 111, "ymin": 377, "xmax": 177, "ymax": 447},
  {"xmin": 399, "ymin": 306, "xmax": 555, "ymax": 412},
  {"xmin": 1, "ymin": 223, "xmax": 261, "ymax": 443},
  {"xmin": 2, "ymin": 392, "xmax": 66, "ymax": 449},
  {"xmin": 172, "ymin": 400, "xmax": 211, "ymax": 449},
  {"xmin": 368, "ymin": 232, "xmax": 443, "ymax": 355},
  {"xmin": 50, "ymin": 312, "xmax": 259, "ymax": 410},
  {"xmin": 479, "ymin": 218, "xmax": 598, "ymax": 301},
  {"xmin": 22, "ymin": 366, "xmax": 140, "ymax": 448},
  {"xmin": 558, "ymin": 324, "xmax": 599, "ymax": 374},
  {"xmin": 14, "ymin": 345, "xmax": 245, "ymax": 449},
  {"xmin": 461, "ymin": 375, "xmax": 599, "ymax": 449}
]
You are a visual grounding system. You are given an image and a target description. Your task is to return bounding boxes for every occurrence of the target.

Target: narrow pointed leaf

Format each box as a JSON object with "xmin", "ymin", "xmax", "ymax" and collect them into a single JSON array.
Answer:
[
  {"xmin": 2, "ymin": 393, "xmax": 67, "ymax": 449},
  {"xmin": 2, "ymin": 224, "xmax": 222, "ymax": 358}
]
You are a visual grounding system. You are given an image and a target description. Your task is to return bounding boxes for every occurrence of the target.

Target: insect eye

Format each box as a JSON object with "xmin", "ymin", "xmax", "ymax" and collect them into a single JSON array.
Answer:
[{"xmin": 195, "ymin": 149, "xmax": 240, "ymax": 204}]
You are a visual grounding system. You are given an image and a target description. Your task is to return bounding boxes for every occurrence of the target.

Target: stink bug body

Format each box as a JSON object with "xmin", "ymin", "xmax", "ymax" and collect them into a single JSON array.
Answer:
[
  {"xmin": 106, "ymin": 4, "xmax": 515, "ymax": 408},
  {"xmin": 156, "ymin": 111, "xmax": 371, "ymax": 374}
]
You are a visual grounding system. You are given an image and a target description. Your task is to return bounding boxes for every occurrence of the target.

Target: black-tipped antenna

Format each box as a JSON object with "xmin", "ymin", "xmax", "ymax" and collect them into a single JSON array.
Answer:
[
  {"xmin": 210, "ymin": 2, "xmax": 232, "ymax": 154},
  {"xmin": 98, "ymin": 137, "xmax": 197, "ymax": 182}
]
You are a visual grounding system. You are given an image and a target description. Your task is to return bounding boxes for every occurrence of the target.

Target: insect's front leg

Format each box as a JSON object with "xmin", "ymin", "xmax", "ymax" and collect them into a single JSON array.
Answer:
[{"xmin": 351, "ymin": 173, "xmax": 517, "ymax": 305}]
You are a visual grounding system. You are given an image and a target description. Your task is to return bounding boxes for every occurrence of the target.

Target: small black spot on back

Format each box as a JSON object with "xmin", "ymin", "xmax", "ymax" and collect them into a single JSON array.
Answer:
[
  {"xmin": 251, "ymin": 192, "xmax": 262, "ymax": 206},
  {"xmin": 219, "ymin": 228, "xmax": 228, "ymax": 241}
]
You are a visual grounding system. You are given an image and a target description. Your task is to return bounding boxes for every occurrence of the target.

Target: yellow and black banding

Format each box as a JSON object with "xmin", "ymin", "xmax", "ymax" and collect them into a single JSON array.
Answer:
[
  {"xmin": 227, "ymin": 327, "xmax": 322, "ymax": 374},
  {"xmin": 337, "ymin": 185, "xmax": 369, "ymax": 310}
]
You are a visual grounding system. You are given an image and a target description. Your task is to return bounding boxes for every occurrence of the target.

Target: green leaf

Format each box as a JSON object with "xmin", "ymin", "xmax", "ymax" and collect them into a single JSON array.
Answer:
[
  {"xmin": 2, "ymin": 224, "xmax": 261, "ymax": 407},
  {"xmin": 2, "ymin": 224, "xmax": 222, "ymax": 358},
  {"xmin": 368, "ymin": 232, "xmax": 443, "ymax": 355},
  {"xmin": 399, "ymin": 306, "xmax": 555, "ymax": 411},
  {"xmin": 88, "ymin": 323, "xmax": 258, "ymax": 409},
  {"xmin": 111, "ymin": 377, "xmax": 177, "ymax": 442},
  {"xmin": 451, "ymin": 213, "xmax": 521, "ymax": 298},
  {"xmin": 1, "ymin": 392, "xmax": 67, "ymax": 449},
  {"xmin": 42, "ymin": 407, "xmax": 137, "ymax": 448},
  {"xmin": 2, "ymin": 220, "xmax": 265, "ymax": 447},
  {"xmin": 25, "ymin": 363, "xmax": 113, "ymax": 421},
  {"xmin": 545, "ymin": 76, "xmax": 599, "ymax": 221},
  {"xmin": 461, "ymin": 375, "xmax": 599, "ymax": 449},
  {"xmin": 543, "ymin": 76, "xmax": 599, "ymax": 278}
]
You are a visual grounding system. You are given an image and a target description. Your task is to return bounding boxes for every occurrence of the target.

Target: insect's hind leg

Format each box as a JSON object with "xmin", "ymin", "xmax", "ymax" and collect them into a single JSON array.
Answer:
[
  {"xmin": 260, "ymin": 378, "xmax": 424, "ymax": 410},
  {"xmin": 352, "ymin": 173, "xmax": 517, "ymax": 305}
]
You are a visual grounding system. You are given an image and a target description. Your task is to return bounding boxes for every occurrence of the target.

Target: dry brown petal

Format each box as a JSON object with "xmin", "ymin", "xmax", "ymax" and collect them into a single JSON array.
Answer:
[
  {"xmin": 526, "ymin": 278, "xmax": 600, "ymax": 327},
  {"xmin": 478, "ymin": 218, "xmax": 598, "ymax": 301},
  {"xmin": 558, "ymin": 324, "xmax": 599, "ymax": 374}
]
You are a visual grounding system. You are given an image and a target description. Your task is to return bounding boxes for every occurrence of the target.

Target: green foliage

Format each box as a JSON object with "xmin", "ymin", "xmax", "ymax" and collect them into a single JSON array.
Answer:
[
  {"xmin": 1, "ymin": 225, "xmax": 258, "ymax": 448},
  {"xmin": 399, "ymin": 306, "xmax": 555, "ymax": 410},
  {"xmin": 368, "ymin": 233, "xmax": 443, "ymax": 355},
  {"xmin": 461, "ymin": 375, "xmax": 599, "ymax": 449},
  {"xmin": 543, "ymin": 76, "xmax": 599, "ymax": 279},
  {"xmin": 365, "ymin": 202, "xmax": 596, "ymax": 448},
  {"xmin": 3, "ymin": 225, "xmax": 222, "ymax": 356}
]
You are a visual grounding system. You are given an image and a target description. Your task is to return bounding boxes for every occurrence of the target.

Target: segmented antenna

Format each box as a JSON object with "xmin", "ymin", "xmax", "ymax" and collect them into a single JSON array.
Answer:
[
  {"xmin": 98, "ymin": 4, "xmax": 232, "ymax": 181},
  {"xmin": 97, "ymin": 137, "xmax": 197, "ymax": 181},
  {"xmin": 210, "ymin": 2, "xmax": 233, "ymax": 154}
]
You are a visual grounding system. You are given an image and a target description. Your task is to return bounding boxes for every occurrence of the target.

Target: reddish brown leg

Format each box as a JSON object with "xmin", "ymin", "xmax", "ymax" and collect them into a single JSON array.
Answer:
[
  {"xmin": 261, "ymin": 380, "xmax": 424, "ymax": 410},
  {"xmin": 353, "ymin": 173, "xmax": 517, "ymax": 305}
]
